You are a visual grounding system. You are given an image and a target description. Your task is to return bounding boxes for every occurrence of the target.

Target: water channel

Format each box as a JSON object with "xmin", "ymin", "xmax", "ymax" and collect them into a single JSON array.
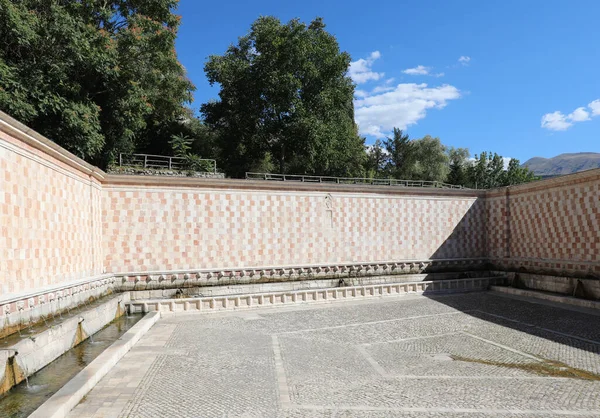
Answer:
[{"xmin": 0, "ymin": 313, "xmax": 142, "ymax": 418}]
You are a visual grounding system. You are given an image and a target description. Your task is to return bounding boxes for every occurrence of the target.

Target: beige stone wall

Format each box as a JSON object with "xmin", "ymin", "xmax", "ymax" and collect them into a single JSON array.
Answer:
[
  {"xmin": 0, "ymin": 116, "xmax": 104, "ymax": 295},
  {"xmin": 1, "ymin": 109, "xmax": 598, "ymax": 304},
  {"xmin": 486, "ymin": 170, "xmax": 600, "ymax": 278},
  {"xmin": 102, "ymin": 185, "xmax": 485, "ymax": 273}
]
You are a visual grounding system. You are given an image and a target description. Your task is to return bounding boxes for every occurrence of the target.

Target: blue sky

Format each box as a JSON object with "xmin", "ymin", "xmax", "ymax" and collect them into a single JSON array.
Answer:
[{"xmin": 174, "ymin": 0, "xmax": 600, "ymax": 163}]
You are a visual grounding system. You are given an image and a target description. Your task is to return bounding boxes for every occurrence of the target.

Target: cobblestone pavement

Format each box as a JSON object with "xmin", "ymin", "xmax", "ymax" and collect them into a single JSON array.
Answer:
[{"xmin": 68, "ymin": 292, "xmax": 600, "ymax": 418}]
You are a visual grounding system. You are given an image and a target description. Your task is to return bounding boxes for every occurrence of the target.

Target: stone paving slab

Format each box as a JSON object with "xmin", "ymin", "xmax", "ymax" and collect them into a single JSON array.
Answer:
[{"xmin": 68, "ymin": 292, "xmax": 600, "ymax": 417}]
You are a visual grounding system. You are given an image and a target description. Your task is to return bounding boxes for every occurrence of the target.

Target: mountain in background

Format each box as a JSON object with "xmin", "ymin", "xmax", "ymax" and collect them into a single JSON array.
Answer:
[{"xmin": 522, "ymin": 152, "xmax": 600, "ymax": 177}]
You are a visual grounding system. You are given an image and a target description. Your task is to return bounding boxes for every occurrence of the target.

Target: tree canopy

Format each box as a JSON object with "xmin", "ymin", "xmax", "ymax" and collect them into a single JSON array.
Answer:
[
  {"xmin": 0, "ymin": 8, "xmax": 539, "ymax": 188},
  {"xmin": 0, "ymin": 0, "xmax": 194, "ymax": 167},
  {"xmin": 201, "ymin": 16, "xmax": 365, "ymax": 178}
]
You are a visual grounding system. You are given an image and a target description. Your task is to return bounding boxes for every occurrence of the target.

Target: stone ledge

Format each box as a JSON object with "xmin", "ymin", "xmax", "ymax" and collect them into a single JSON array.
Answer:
[
  {"xmin": 490, "ymin": 286, "xmax": 600, "ymax": 310},
  {"xmin": 29, "ymin": 311, "xmax": 160, "ymax": 418},
  {"xmin": 0, "ymin": 258, "xmax": 489, "ymax": 336},
  {"xmin": 129, "ymin": 276, "xmax": 507, "ymax": 314},
  {"xmin": 117, "ymin": 258, "xmax": 490, "ymax": 291}
]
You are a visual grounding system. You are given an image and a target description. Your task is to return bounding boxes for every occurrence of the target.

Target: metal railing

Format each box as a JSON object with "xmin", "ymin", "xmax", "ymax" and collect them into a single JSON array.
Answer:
[
  {"xmin": 119, "ymin": 153, "xmax": 217, "ymax": 173},
  {"xmin": 245, "ymin": 173, "xmax": 466, "ymax": 189}
]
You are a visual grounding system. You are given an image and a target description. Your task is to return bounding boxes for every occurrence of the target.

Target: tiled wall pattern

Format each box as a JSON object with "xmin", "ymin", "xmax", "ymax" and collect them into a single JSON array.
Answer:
[
  {"xmin": 102, "ymin": 189, "xmax": 484, "ymax": 273},
  {"xmin": 0, "ymin": 129, "xmax": 103, "ymax": 295},
  {"xmin": 485, "ymin": 195, "xmax": 507, "ymax": 259},
  {"xmin": 487, "ymin": 172, "xmax": 600, "ymax": 277},
  {"xmin": 1, "ymin": 111, "xmax": 599, "ymax": 301}
]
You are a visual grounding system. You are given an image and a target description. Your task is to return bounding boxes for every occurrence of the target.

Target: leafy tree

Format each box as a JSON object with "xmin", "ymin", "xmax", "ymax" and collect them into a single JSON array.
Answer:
[
  {"xmin": 411, "ymin": 135, "xmax": 449, "ymax": 182},
  {"xmin": 0, "ymin": 0, "xmax": 194, "ymax": 167},
  {"xmin": 383, "ymin": 128, "xmax": 414, "ymax": 179},
  {"xmin": 201, "ymin": 16, "xmax": 365, "ymax": 178},
  {"xmin": 169, "ymin": 134, "xmax": 193, "ymax": 157}
]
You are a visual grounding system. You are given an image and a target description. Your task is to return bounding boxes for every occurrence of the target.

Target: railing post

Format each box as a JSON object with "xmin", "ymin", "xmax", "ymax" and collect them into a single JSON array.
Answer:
[
  {"xmin": 169, "ymin": 157, "xmax": 172, "ymax": 170},
  {"xmin": 119, "ymin": 153, "xmax": 122, "ymax": 167},
  {"xmin": 144, "ymin": 155, "xmax": 147, "ymax": 168}
]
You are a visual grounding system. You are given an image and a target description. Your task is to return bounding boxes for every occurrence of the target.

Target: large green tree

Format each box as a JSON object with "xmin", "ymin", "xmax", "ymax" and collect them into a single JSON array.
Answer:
[
  {"xmin": 202, "ymin": 16, "xmax": 365, "ymax": 178},
  {"xmin": 382, "ymin": 128, "xmax": 414, "ymax": 179},
  {"xmin": 411, "ymin": 135, "xmax": 449, "ymax": 182},
  {"xmin": 0, "ymin": 0, "xmax": 193, "ymax": 167}
]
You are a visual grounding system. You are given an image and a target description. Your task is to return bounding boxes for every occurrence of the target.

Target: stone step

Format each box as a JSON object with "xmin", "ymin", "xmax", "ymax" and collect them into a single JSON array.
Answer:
[{"xmin": 129, "ymin": 276, "xmax": 508, "ymax": 314}]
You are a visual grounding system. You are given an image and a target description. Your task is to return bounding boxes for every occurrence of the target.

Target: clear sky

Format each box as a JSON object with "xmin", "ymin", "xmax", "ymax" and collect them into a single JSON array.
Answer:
[{"xmin": 174, "ymin": 0, "xmax": 600, "ymax": 163}]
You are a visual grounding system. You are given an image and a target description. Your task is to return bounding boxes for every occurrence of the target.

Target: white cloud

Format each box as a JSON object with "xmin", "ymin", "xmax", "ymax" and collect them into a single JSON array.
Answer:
[
  {"xmin": 541, "ymin": 99, "xmax": 600, "ymax": 131},
  {"xmin": 355, "ymin": 89, "xmax": 369, "ymax": 98},
  {"xmin": 589, "ymin": 99, "xmax": 600, "ymax": 116},
  {"xmin": 371, "ymin": 85, "xmax": 395, "ymax": 94},
  {"xmin": 349, "ymin": 51, "xmax": 384, "ymax": 84},
  {"xmin": 403, "ymin": 65, "xmax": 431, "ymax": 75},
  {"xmin": 541, "ymin": 111, "xmax": 572, "ymax": 131},
  {"xmin": 402, "ymin": 66, "xmax": 445, "ymax": 77},
  {"xmin": 568, "ymin": 107, "xmax": 590, "ymax": 122},
  {"xmin": 355, "ymin": 83, "xmax": 461, "ymax": 138},
  {"xmin": 458, "ymin": 56, "xmax": 471, "ymax": 65}
]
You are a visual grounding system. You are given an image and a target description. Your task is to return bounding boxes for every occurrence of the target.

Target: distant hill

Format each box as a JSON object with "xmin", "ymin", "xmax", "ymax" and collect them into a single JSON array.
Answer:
[{"xmin": 522, "ymin": 152, "xmax": 600, "ymax": 176}]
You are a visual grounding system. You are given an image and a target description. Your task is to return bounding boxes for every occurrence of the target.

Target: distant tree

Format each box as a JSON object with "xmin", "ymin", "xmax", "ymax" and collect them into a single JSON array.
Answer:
[
  {"xmin": 202, "ymin": 16, "xmax": 365, "ymax": 177},
  {"xmin": 447, "ymin": 147, "xmax": 470, "ymax": 186},
  {"xmin": 466, "ymin": 152, "xmax": 490, "ymax": 189},
  {"xmin": 464, "ymin": 152, "xmax": 538, "ymax": 188},
  {"xmin": 364, "ymin": 139, "xmax": 387, "ymax": 178},
  {"xmin": 501, "ymin": 158, "xmax": 539, "ymax": 185},
  {"xmin": 0, "ymin": 0, "xmax": 194, "ymax": 167},
  {"xmin": 487, "ymin": 153, "xmax": 505, "ymax": 188},
  {"xmin": 383, "ymin": 128, "xmax": 414, "ymax": 179}
]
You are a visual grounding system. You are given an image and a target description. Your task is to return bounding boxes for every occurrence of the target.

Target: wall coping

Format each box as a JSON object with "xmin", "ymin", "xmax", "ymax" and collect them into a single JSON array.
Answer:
[
  {"xmin": 104, "ymin": 174, "xmax": 485, "ymax": 197},
  {"xmin": 486, "ymin": 167, "xmax": 600, "ymax": 197},
  {"xmin": 0, "ymin": 110, "xmax": 105, "ymax": 182}
]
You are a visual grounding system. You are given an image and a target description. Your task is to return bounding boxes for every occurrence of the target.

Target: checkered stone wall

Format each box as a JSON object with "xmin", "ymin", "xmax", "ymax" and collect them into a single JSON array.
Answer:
[
  {"xmin": 485, "ymin": 195, "xmax": 507, "ymax": 259},
  {"xmin": 0, "ymin": 124, "xmax": 104, "ymax": 296},
  {"xmin": 487, "ymin": 170, "xmax": 600, "ymax": 277},
  {"xmin": 102, "ymin": 188, "xmax": 485, "ymax": 273},
  {"xmin": 2, "ymin": 108, "xmax": 599, "ymax": 305}
]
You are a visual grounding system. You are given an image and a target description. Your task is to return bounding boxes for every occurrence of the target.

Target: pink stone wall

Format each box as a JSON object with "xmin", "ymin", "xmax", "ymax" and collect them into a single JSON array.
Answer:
[
  {"xmin": 102, "ymin": 187, "xmax": 485, "ymax": 273},
  {"xmin": 0, "ymin": 128, "xmax": 103, "ymax": 295},
  {"xmin": 486, "ymin": 170, "xmax": 600, "ymax": 277},
  {"xmin": 2, "ymin": 110, "xmax": 599, "ymax": 300}
]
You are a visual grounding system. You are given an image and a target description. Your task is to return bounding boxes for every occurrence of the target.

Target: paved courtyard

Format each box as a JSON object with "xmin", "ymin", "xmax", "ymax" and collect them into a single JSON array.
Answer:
[{"xmin": 69, "ymin": 292, "xmax": 600, "ymax": 417}]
